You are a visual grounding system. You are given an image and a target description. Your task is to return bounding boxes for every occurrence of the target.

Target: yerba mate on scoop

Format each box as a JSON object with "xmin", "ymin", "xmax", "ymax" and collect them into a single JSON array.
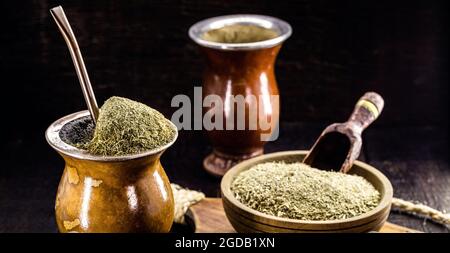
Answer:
[{"xmin": 231, "ymin": 162, "xmax": 381, "ymax": 221}]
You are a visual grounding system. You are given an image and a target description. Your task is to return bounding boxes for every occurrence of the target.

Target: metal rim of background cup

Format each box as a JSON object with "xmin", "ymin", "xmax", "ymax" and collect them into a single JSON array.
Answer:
[
  {"xmin": 189, "ymin": 14, "xmax": 292, "ymax": 51},
  {"xmin": 45, "ymin": 110, "xmax": 179, "ymax": 162}
]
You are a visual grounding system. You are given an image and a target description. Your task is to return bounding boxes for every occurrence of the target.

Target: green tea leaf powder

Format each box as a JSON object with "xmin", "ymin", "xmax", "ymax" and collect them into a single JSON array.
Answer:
[
  {"xmin": 80, "ymin": 96, "xmax": 176, "ymax": 156},
  {"xmin": 231, "ymin": 162, "xmax": 381, "ymax": 221}
]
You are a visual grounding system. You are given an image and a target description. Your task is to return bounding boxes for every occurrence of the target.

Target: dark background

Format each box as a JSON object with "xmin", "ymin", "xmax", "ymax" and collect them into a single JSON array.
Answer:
[{"xmin": 0, "ymin": 0, "xmax": 448, "ymax": 232}]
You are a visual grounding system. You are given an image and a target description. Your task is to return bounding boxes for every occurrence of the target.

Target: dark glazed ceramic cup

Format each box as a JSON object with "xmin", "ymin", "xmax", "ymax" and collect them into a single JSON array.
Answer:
[
  {"xmin": 189, "ymin": 15, "xmax": 292, "ymax": 177},
  {"xmin": 46, "ymin": 110, "xmax": 177, "ymax": 232}
]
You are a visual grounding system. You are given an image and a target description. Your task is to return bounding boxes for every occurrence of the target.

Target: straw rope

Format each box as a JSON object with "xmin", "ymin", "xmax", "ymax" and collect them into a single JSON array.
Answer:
[
  {"xmin": 171, "ymin": 183, "xmax": 205, "ymax": 224},
  {"xmin": 392, "ymin": 197, "xmax": 450, "ymax": 226}
]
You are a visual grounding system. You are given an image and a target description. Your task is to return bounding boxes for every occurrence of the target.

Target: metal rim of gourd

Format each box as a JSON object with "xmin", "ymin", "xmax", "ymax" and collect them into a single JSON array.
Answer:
[
  {"xmin": 189, "ymin": 14, "xmax": 292, "ymax": 51},
  {"xmin": 45, "ymin": 110, "xmax": 179, "ymax": 162}
]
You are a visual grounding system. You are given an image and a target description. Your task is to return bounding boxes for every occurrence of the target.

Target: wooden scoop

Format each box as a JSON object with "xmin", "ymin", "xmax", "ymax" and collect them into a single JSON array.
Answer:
[{"xmin": 303, "ymin": 92, "xmax": 384, "ymax": 173}]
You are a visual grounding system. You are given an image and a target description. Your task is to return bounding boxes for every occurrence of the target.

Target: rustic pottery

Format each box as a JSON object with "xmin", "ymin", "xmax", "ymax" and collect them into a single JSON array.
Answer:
[
  {"xmin": 46, "ymin": 110, "xmax": 177, "ymax": 232},
  {"xmin": 221, "ymin": 150, "xmax": 393, "ymax": 233},
  {"xmin": 189, "ymin": 15, "xmax": 292, "ymax": 177}
]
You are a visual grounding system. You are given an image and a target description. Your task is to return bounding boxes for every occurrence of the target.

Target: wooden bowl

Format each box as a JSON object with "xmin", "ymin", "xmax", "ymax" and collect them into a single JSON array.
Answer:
[{"xmin": 221, "ymin": 150, "xmax": 393, "ymax": 233}]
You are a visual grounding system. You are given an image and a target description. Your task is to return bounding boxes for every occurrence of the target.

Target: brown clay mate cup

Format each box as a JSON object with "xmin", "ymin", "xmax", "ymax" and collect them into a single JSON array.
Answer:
[
  {"xmin": 189, "ymin": 15, "xmax": 292, "ymax": 177},
  {"xmin": 46, "ymin": 110, "xmax": 178, "ymax": 232}
]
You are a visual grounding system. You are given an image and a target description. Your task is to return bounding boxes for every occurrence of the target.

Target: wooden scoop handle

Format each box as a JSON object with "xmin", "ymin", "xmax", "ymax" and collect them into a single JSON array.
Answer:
[{"xmin": 347, "ymin": 92, "xmax": 384, "ymax": 132}]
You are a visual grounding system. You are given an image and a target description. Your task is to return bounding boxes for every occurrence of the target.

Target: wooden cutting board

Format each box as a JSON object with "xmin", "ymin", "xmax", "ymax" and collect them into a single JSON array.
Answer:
[{"xmin": 185, "ymin": 198, "xmax": 420, "ymax": 233}]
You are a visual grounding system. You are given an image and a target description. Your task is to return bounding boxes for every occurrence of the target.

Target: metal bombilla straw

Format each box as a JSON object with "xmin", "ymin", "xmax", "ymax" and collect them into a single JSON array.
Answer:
[{"xmin": 50, "ymin": 6, "xmax": 99, "ymax": 123}]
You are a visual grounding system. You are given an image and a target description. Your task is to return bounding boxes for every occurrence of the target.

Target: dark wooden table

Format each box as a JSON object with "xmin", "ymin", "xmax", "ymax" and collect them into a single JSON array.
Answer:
[{"xmin": 0, "ymin": 123, "xmax": 448, "ymax": 233}]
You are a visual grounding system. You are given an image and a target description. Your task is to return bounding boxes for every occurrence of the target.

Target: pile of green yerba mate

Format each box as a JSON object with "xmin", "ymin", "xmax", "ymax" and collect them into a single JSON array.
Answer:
[
  {"xmin": 72, "ymin": 96, "xmax": 175, "ymax": 156},
  {"xmin": 231, "ymin": 162, "xmax": 380, "ymax": 221}
]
